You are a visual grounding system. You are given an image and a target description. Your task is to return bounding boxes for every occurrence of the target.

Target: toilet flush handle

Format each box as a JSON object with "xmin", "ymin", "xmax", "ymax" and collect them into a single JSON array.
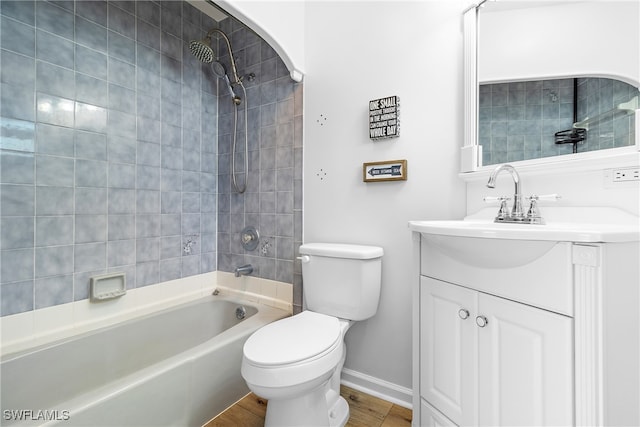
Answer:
[{"xmin": 297, "ymin": 255, "xmax": 310, "ymax": 263}]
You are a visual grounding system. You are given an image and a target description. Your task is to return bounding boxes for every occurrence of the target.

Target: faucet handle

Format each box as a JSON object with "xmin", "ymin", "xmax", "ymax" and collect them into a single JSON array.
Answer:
[
  {"xmin": 526, "ymin": 193, "xmax": 561, "ymax": 202},
  {"xmin": 524, "ymin": 194, "xmax": 560, "ymax": 223},
  {"xmin": 483, "ymin": 196, "xmax": 510, "ymax": 203},
  {"xmin": 484, "ymin": 196, "xmax": 511, "ymax": 220}
]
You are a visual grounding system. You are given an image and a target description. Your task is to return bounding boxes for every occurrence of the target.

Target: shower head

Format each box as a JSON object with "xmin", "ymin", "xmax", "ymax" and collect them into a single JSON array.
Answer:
[
  {"xmin": 189, "ymin": 37, "xmax": 214, "ymax": 63},
  {"xmin": 208, "ymin": 60, "xmax": 241, "ymax": 104},
  {"xmin": 191, "ymin": 29, "xmax": 241, "ymax": 84},
  {"xmin": 211, "ymin": 60, "xmax": 227, "ymax": 78}
]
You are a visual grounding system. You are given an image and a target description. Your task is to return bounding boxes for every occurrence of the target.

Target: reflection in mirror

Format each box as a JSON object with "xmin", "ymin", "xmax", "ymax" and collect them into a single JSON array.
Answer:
[
  {"xmin": 471, "ymin": 0, "xmax": 640, "ymax": 169},
  {"xmin": 479, "ymin": 77, "xmax": 638, "ymax": 165}
]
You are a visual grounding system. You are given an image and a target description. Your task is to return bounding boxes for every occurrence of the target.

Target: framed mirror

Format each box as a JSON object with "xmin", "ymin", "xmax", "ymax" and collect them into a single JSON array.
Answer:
[{"xmin": 462, "ymin": 0, "xmax": 640, "ymax": 172}]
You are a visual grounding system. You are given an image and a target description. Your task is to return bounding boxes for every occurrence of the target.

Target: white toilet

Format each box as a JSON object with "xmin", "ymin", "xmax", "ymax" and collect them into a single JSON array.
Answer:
[{"xmin": 241, "ymin": 243, "xmax": 384, "ymax": 427}]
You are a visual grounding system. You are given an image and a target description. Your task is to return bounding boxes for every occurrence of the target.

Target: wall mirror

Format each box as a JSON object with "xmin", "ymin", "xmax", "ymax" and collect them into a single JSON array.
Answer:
[{"xmin": 462, "ymin": 0, "xmax": 640, "ymax": 171}]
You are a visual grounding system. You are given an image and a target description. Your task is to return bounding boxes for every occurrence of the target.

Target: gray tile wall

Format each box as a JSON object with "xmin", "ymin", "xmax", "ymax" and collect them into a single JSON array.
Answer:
[
  {"xmin": 479, "ymin": 77, "xmax": 637, "ymax": 165},
  {"xmin": 212, "ymin": 16, "xmax": 304, "ymax": 313},
  {"xmin": 0, "ymin": 0, "xmax": 223, "ymax": 317}
]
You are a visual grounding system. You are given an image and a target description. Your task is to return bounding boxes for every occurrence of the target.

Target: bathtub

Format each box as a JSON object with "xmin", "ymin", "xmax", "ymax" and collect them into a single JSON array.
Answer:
[{"xmin": 1, "ymin": 294, "xmax": 288, "ymax": 426}]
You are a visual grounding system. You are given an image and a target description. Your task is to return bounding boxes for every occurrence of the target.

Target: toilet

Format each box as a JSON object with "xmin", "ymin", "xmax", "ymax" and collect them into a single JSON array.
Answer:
[{"xmin": 241, "ymin": 243, "xmax": 384, "ymax": 427}]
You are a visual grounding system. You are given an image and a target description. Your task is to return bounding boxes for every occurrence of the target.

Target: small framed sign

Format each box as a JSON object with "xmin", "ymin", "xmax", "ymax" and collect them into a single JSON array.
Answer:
[
  {"xmin": 363, "ymin": 159, "xmax": 407, "ymax": 182},
  {"xmin": 369, "ymin": 96, "xmax": 400, "ymax": 140}
]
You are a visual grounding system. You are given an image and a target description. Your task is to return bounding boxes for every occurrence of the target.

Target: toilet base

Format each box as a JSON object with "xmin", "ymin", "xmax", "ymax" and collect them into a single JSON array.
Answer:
[
  {"xmin": 328, "ymin": 395, "xmax": 349, "ymax": 427},
  {"xmin": 265, "ymin": 382, "xmax": 329, "ymax": 427},
  {"xmin": 263, "ymin": 387, "xmax": 350, "ymax": 427}
]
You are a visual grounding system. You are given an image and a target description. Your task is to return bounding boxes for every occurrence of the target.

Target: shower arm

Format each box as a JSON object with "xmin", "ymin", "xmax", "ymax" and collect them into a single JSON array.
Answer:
[{"xmin": 206, "ymin": 29, "xmax": 241, "ymax": 85}]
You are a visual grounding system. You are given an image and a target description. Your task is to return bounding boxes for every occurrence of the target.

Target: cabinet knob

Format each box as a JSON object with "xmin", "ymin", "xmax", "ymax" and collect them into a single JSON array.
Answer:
[
  {"xmin": 476, "ymin": 315, "xmax": 488, "ymax": 328},
  {"xmin": 458, "ymin": 309, "xmax": 470, "ymax": 320}
]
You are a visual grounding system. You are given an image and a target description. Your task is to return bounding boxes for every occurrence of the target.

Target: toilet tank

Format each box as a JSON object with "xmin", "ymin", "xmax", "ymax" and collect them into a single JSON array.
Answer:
[{"xmin": 299, "ymin": 243, "xmax": 383, "ymax": 321}]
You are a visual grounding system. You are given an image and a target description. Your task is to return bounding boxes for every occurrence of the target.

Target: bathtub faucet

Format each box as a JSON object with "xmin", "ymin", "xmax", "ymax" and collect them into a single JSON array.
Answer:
[{"xmin": 234, "ymin": 264, "xmax": 253, "ymax": 277}]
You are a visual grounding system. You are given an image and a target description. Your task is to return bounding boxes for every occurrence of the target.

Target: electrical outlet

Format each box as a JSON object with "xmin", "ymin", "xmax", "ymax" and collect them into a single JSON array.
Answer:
[
  {"xmin": 612, "ymin": 167, "xmax": 640, "ymax": 182},
  {"xmin": 603, "ymin": 167, "xmax": 640, "ymax": 188}
]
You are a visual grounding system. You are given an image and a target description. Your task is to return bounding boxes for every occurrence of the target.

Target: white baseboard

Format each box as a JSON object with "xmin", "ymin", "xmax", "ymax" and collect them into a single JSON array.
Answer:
[{"xmin": 341, "ymin": 368, "xmax": 413, "ymax": 410}]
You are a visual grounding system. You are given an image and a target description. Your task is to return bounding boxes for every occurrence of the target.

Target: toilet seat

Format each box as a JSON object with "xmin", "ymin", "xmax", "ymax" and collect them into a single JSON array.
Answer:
[{"xmin": 243, "ymin": 311, "xmax": 341, "ymax": 367}]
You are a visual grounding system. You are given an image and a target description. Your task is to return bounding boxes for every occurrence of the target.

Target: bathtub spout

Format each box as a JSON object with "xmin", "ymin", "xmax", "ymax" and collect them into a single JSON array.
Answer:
[{"xmin": 234, "ymin": 264, "xmax": 253, "ymax": 277}]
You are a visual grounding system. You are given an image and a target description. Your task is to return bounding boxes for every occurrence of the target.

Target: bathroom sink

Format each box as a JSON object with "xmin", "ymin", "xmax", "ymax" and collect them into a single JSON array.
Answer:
[
  {"xmin": 409, "ymin": 208, "xmax": 639, "ymax": 268},
  {"xmin": 409, "ymin": 207, "xmax": 640, "ymax": 243}
]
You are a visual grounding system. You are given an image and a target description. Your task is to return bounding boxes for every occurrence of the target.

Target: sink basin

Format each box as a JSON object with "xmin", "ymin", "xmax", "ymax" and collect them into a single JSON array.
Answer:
[
  {"xmin": 409, "ymin": 207, "xmax": 640, "ymax": 243},
  {"xmin": 409, "ymin": 207, "xmax": 639, "ymax": 268}
]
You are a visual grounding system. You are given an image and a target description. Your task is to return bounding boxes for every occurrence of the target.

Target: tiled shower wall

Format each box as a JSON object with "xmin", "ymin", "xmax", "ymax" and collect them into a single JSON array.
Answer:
[
  {"xmin": 212, "ymin": 15, "xmax": 304, "ymax": 313},
  {"xmin": 479, "ymin": 77, "xmax": 637, "ymax": 165},
  {"xmin": 0, "ymin": 0, "xmax": 303, "ymax": 317}
]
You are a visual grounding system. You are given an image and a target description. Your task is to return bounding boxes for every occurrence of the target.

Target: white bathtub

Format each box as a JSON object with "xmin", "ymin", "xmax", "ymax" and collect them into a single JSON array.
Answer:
[{"xmin": 1, "ymin": 294, "xmax": 288, "ymax": 426}]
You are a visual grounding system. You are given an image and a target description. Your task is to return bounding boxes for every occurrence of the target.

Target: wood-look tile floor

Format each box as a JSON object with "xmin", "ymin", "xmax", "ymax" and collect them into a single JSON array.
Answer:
[{"xmin": 204, "ymin": 385, "xmax": 412, "ymax": 427}]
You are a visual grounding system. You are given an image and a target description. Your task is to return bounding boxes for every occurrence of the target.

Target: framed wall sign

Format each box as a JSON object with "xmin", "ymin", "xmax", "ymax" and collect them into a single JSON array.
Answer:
[
  {"xmin": 369, "ymin": 96, "xmax": 400, "ymax": 140},
  {"xmin": 363, "ymin": 160, "xmax": 407, "ymax": 182}
]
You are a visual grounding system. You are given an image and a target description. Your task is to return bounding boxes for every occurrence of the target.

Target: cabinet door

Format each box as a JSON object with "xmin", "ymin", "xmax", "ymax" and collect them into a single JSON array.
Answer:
[
  {"xmin": 420, "ymin": 399, "xmax": 458, "ymax": 427},
  {"xmin": 477, "ymin": 293, "xmax": 573, "ymax": 426},
  {"xmin": 420, "ymin": 277, "xmax": 477, "ymax": 426}
]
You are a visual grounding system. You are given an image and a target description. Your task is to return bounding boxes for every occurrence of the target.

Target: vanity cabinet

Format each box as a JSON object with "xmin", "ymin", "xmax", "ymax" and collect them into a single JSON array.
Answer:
[
  {"xmin": 410, "ymin": 223, "xmax": 640, "ymax": 427},
  {"xmin": 420, "ymin": 276, "xmax": 572, "ymax": 426}
]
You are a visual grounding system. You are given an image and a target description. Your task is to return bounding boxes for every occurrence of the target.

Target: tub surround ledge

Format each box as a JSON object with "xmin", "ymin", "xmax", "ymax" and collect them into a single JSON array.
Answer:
[{"xmin": 1, "ymin": 272, "xmax": 293, "ymax": 357}]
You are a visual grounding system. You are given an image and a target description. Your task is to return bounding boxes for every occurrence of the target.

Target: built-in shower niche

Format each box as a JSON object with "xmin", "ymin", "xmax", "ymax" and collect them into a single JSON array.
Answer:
[{"xmin": 479, "ymin": 77, "xmax": 638, "ymax": 165}]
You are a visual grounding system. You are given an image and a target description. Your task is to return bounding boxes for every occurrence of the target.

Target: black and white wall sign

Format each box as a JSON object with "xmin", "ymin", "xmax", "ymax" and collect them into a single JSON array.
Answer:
[
  {"xmin": 369, "ymin": 96, "xmax": 400, "ymax": 140},
  {"xmin": 363, "ymin": 160, "xmax": 407, "ymax": 182}
]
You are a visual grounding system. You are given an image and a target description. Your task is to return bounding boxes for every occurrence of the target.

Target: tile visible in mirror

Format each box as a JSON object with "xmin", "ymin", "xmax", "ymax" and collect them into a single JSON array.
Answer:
[
  {"xmin": 35, "ymin": 186, "xmax": 73, "ymax": 215},
  {"xmin": 35, "ymin": 1, "xmax": 73, "ymax": 40},
  {"xmin": 1, "ymin": 184, "xmax": 35, "ymax": 216},
  {"xmin": 75, "ymin": 15, "xmax": 107, "ymax": 53},
  {"xmin": 76, "ymin": 0, "xmax": 107, "ymax": 27},
  {"xmin": 75, "ymin": 102, "xmax": 107, "ymax": 133},
  {"xmin": 0, "ymin": 117, "xmax": 35, "ymax": 152},
  {"xmin": 35, "ymin": 154, "xmax": 74, "ymax": 187},
  {"xmin": 76, "ymin": 74, "xmax": 108, "ymax": 108},
  {"xmin": 36, "ymin": 123, "xmax": 74, "ymax": 157},
  {"xmin": 1, "ymin": 49, "xmax": 35, "ymax": 87},
  {"xmin": 75, "ymin": 129, "xmax": 107, "ymax": 161},
  {"xmin": 2, "ymin": 83, "xmax": 35, "ymax": 122},
  {"xmin": 1, "ymin": 150, "xmax": 34, "ymax": 184},
  {"xmin": 36, "ymin": 93, "xmax": 74, "ymax": 127},
  {"xmin": 76, "ymin": 45, "xmax": 108, "ymax": 81},
  {"xmin": 0, "ymin": 15, "xmax": 35, "ymax": 57},
  {"xmin": 36, "ymin": 29, "xmax": 74, "ymax": 69},
  {"xmin": 75, "ymin": 159, "xmax": 107, "ymax": 188},
  {"xmin": 36, "ymin": 61, "xmax": 75, "ymax": 99},
  {"xmin": 75, "ymin": 187, "xmax": 107, "ymax": 214}
]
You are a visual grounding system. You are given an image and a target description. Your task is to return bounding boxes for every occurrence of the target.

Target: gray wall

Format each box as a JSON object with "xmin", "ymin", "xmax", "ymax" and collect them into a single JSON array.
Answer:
[
  {"xmin": 0, "ymin": 0, "xmax": 302, "ymax": 317},
  {"xmin": 213, "ymin": 15, "xmax": 304, "ymax": 313}
]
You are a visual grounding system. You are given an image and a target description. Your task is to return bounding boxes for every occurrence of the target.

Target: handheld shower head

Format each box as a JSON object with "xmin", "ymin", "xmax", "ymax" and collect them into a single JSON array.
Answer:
[
  {"xmin": 189, "ymin": 37, "xmax": 214, "ymax": 63},
  {"xmin": 209, "ymin": 61, "xmax": 241, "ymax": 104}
]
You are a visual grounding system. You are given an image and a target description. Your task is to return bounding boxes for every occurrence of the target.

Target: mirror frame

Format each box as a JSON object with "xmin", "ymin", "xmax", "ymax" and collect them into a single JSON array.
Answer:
[{"xmin": 461, "ymin": 2, "xmax": 640, "ymax": 175}]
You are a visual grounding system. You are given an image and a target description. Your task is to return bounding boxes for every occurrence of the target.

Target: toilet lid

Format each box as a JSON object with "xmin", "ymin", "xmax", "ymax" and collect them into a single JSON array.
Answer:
[{"xmin": 244, "ymin": 311, "xmax": 341, "ymax": 366}]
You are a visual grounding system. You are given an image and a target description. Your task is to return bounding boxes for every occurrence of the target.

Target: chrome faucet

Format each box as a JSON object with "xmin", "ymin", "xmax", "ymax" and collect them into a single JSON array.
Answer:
[
  {"xmin": 234, "ymin": 264, "xmax": 253, "ymax": 277},
  {"xmin": 487, "ymin": 164, "xmax": 524, "ymax": 220},
  {"xmin": 485, "ymin": 164, "xmax": 561, "ymax": 224}
]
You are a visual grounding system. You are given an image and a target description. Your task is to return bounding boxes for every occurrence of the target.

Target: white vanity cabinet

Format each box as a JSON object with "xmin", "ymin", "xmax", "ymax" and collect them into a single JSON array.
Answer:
[
  {"xmin": 409, "ymin": 218, "xmax": 640, "ymax": 427},
  {"xmin": 420, "ymin": 276, "xmax": 572, "ymax": 426}
]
